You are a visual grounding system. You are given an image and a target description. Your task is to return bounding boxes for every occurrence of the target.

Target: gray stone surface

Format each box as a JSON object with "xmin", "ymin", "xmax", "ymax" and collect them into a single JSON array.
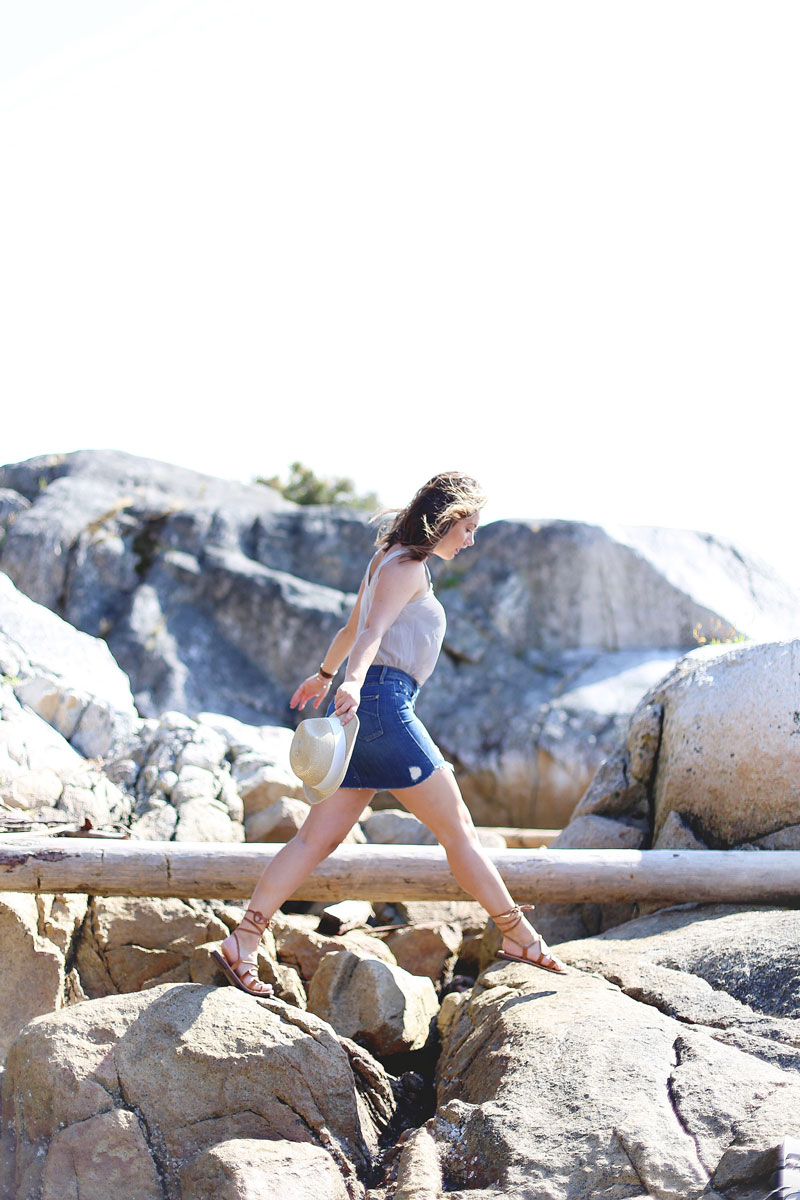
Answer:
[
  {"xmin": 0, "ymin": 681, "xmax": 132, "ymax": 825},
  {"xmin": 0, "ymin": 572, "xmax": 138, "ymax": 758},
  {"xmin": 0, "ymin": 893, "xmax": 87, "ymax": 1069},
  {"xmin": 537, "ymin": 638, "xmax": 800, "ymax": 943},
  {"xmin": 548, "ymin": 811, "xmax": 646, "ymax": 849},
  {"xmin": 561, "ymin": 904, "xmax": 800, "ymax": 1045},
  {"xmin": 1, "ymin": 983, "xmax": 395, "ymax": 1200},
  {"xmin": 650, "ymin": 640, "xmax": 800, "ymax": 846},
  {"xmin": 428, "ymin": 904, "xmax": 800, "ymax": 1199},
  {"xmin": 181, "ymin": 1137, "xmax": 353, "ymax": 1200},
  {"xmin": 558, "ymin": 638, "xmax": 800, "ymax": 849},
  {"xmin": 360, "ymin": 808, "xmax": 438, "ymax": 846}
]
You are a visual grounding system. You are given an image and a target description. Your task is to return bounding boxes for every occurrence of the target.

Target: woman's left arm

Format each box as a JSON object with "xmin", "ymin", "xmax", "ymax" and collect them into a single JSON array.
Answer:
[
  {"xmin": 333, "ymin": 558, "xmax": 426, "ymax": 723},
  {"xmin": 289, "ymin": 578, "xmax": 365, "ymax": 712}
]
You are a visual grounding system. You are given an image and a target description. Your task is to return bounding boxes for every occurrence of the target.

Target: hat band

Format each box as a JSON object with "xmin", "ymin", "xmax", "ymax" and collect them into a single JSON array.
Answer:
[{"xmin": 313, "ymin": 719, "xmax": 347, "ymax": 793}]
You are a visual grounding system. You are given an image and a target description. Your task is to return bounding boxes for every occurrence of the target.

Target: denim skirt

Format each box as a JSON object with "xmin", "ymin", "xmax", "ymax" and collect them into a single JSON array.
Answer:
[{"xmin": 327, "ymin": 664, "xmax": 448, "ymax": 790}]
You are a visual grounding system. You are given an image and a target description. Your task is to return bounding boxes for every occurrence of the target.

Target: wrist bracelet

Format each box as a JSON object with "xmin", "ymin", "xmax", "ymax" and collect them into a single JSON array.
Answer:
[{"xmin": 317, "ymin": 664, "xmax": 334, "ymax": 680}]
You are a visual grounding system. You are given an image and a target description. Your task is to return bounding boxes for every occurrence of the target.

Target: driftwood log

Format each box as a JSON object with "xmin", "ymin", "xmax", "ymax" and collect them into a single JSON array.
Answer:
[{"xmin": 1, "ymin": 839, "xmax": 799, "ymax": 903}]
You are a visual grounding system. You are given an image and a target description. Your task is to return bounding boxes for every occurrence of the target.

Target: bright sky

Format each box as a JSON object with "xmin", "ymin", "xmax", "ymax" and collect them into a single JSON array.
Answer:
[{"xmin": 2, "ymin": 2, "xmax": 799, "ymax": 589}]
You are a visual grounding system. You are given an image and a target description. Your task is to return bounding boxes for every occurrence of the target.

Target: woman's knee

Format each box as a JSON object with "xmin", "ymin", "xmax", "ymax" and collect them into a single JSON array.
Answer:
[
  {"xmin": 436, "ymin": 811, "xmax": 483, "ymax": 856},
  {"xmin": 294, "ymin": 824, "xmax": 342, "ymax": 861},
  {"xmin": 294, "ymin": 790, "xmax": 369, "ymax": 859}
]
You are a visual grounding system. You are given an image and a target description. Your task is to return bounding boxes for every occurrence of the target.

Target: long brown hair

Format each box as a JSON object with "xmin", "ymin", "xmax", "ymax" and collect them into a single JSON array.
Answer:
[{"xmin": 374, "ymin": 472, "xmax": 487, "ymax": 560}]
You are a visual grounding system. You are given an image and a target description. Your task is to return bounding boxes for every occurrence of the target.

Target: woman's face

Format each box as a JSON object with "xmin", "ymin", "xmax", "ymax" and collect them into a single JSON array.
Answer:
[{"xmin": 431, "ymin": 511, "xmax": 482, "ymax": 561}]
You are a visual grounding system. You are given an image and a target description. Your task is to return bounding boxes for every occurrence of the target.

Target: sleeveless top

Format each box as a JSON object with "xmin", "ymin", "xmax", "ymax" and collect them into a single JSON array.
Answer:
[{"xmin": 355, "ymin": 547, "xmax": 447, "ymax": 686}]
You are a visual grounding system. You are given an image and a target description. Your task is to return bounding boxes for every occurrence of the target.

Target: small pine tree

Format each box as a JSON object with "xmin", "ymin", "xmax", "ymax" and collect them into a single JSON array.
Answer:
[{"xmin": 258, "ymin": 462, "xmax": 379, "ymax": 511}]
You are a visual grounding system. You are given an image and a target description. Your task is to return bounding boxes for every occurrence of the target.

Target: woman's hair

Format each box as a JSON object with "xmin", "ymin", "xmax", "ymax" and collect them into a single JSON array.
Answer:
[{"xmin": 374, "ymin": 472, "xmax": 487, "ymax": 560}]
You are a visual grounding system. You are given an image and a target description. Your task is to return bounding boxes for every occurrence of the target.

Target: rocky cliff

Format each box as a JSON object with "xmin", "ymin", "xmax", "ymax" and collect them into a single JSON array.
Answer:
[{"xmin": 2, "ymin": 449, "xmax": 797, "ymax": 828}]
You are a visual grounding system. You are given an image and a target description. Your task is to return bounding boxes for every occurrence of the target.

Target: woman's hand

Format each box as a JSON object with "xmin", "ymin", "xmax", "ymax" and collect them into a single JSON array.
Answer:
[
  {"xmin": 290, "ymin": 674, "xmax": 331, "ymax": 712},
  {"xmin": 333, "ymin": 681, "xmax": 361, "ymax": 725}
]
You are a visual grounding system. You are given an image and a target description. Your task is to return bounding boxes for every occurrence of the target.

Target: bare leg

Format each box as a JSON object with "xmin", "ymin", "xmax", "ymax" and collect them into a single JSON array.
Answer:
[
  {"xmin": 220, "ymin": 786, "xmax": 374, "ymax": 968},
  {"xmin": 391, "ymin": 768, "xmax": 565, "ymax": 969}
]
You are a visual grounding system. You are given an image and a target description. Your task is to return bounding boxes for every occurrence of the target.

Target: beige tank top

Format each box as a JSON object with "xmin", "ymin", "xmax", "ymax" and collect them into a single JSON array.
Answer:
[{"xmin": 355, "ymin": 547, "xmax": 446, "ymax": 686}]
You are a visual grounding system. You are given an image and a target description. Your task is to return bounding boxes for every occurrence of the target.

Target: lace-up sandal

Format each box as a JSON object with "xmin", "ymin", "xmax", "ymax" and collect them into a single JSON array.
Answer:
[
  {"xmin": 492, "ymin": 904, "xmax": 567, "ymax": 975},
  {"xmin": 212, "ymin": 908, "xmax": 274, "ymax": 997}
]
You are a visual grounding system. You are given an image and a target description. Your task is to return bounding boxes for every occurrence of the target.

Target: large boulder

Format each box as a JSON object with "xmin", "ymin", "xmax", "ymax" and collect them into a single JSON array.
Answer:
[
  {"xmin": 423, "ymin": 904, "xmax": 800, "ymax": 1199},
  {"xmin": 3, "ymin": 450, "xmax": 799, "ymax": 826},
  {"xmin": 0, "ymin": 983, "xmax": 396, "ymax": 1200},
  {"xmin": 307, "ymin": 949, "xmax": 440, "ymax": 1056},
  {"xmin": 0, "ymin": 451, "xmax": 354, "ymax": 726},
  {"xmin": 531, "ymin": 638, "xmax": 800, "ymax": 944},
  {"xmin": 648, "ymin": 640, "xmax": 800, "ymax": 846},
  {"xmin": 560, "ymin": 904, "xmax": 800, "ymax": 1063},
  {"xmin": 562, "ymin": 638, "xmax": 800, "ymax": 849}
]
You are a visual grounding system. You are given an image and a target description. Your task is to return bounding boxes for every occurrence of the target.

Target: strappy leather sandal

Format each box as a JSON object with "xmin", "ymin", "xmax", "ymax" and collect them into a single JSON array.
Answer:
[
  {"xmin": 211, "ymin": 908, "xmax": 274, "ymax": 997},
  {"xmin": 491, "ymin": 904, "xmax": 567, "ymax": 975}
]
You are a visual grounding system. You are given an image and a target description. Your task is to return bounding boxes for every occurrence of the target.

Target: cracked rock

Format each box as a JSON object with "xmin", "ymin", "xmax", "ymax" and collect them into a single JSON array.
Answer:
[
  {"xmin": 1, "ymin": 982, "xmax": 395, "ymax": 1200},
  {"xmin": 422, "ymin": 902, "xmax": 800, "ymax": 1199},
  {"xmin": 73, "ymin": 896, "xmax": 231, "ymax": 998},
  {"xmin": 0, "ymin": 892, "xmax": 87, "ymax": 1069}
]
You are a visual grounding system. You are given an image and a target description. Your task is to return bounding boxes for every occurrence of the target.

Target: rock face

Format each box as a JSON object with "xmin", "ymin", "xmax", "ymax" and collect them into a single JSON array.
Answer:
[
  {"xmin": 1, "ymin": 983, "xmax": 395, "ymax": 1200},
  {"xmin": 0, "ymin": 678, "xmax": 133, "ymax": 827},
  {"xmin": 74, "ymin": 896, "xmax": 231, "ymax": 996},
  {"xmin": 556, "ymin": 639, "xmax": 800, "ymax": 850},
  {"xmin": 307, "ymin": 949, "xmax": 440, "ymax": 1056},
  {"xmin": 528, "ymin": 638, "xmax": 800, "ymax": 946},
  {"xmin": 181, "ymin": 1137, "xmax": 353, "ymax": 1200},
  {"xmin": 0, "ymin": 893, "xmax": 87, "ymax": 1067},
  {"xmin": 0, "ymin": 570, "xmax": 138, "ymax": 760},
  {"xmin": 3, "ymin": 449, "xmax": 799, "ymax": 825},
  {"xmin": 425, "ymin": 904, "xmax": 800, "ymax": 1199},
  {"xmin": 649, "ymin": 640, "xmax": 800, "ymax": 846}
]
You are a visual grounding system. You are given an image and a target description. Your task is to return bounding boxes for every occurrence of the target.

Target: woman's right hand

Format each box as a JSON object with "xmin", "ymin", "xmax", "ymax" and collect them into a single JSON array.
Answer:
[
  {"xmin": 333, "ymin": 681, "xmax": 361, "ymax": 725},
  {"xmin": 290, "ymin": 674, "xmax": 331, "ymax": 712}
]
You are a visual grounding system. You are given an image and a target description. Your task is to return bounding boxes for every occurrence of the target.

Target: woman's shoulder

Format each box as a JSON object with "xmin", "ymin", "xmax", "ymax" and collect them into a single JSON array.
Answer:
[{"xmin": 369, "ymin": 546, "xmax": 428, "ymax": 590}]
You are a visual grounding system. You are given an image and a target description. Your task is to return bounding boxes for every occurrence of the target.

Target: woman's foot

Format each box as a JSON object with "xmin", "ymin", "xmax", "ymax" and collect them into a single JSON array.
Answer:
[
  {"xmin": 491, "ymin": 904, "xmax": 567, "ymax": 975},
  {"xmin": 211, "ymin": 907, "xmax": 274, "ymax": 997}
]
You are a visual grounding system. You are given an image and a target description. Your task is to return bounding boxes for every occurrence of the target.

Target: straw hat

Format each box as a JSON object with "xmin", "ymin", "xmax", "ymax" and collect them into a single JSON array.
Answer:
[{"xmin": 289, "ymin": 714, "xmax": 360, "ymax": 804}]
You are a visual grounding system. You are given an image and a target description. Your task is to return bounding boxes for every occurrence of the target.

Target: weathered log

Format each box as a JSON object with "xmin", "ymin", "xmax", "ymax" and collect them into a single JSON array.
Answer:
[{"xmin": 1, "ymin": 839, "xmax": 799, "ymax": 903}]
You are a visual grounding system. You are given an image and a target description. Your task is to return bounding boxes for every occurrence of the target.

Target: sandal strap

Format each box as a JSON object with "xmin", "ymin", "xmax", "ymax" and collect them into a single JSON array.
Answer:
[
  {"xmin": 518, "ymin": 938, "xmax": 548, "ymax": 965},
  {"xmin": 490, "ymin": 904, "xmax": 524, "ymax": 934},
  {"xmin": 237, "ymin": 964, "xmax": 268, "ymax": 989},
  {"xmin": 225, "ymin": 933, "xmax": 271, "ymax": 992},
  {"xmin": 239, "ymin": 907, "xmax": 270, "ymax": 936},
  {"xmin": 492, "ymin": 905, "xmax": 556, "ymax": 962}
]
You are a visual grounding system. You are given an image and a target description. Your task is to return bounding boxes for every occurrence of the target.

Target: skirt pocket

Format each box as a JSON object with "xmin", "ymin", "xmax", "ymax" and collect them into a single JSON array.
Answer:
[{"xmin": 356, "ymin": 693, "xmax": 384, "ymax": 742}]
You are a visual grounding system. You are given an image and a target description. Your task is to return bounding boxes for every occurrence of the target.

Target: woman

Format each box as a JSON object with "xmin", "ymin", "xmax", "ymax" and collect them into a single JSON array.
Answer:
[{"xmin": 214, "ymin": 472, "xmax": 566, "ymax": 996}]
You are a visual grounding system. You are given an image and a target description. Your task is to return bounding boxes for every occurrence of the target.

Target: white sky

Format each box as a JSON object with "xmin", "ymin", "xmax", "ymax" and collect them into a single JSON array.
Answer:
[{"xmin": 2, "ymin": 1, "xmax": 799, "ymax": 589}]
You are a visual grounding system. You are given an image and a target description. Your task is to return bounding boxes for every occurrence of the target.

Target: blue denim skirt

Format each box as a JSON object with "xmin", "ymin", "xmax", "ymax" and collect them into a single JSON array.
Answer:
[{"xmin": 327, "ymin": 665, "xmax": 448, "ymax": 790}]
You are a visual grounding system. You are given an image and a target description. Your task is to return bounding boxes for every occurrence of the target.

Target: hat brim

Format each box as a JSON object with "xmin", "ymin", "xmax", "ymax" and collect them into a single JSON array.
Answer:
[{"xmin": 302, "ymin": 714, "xmax": 360, "ymax": 804}]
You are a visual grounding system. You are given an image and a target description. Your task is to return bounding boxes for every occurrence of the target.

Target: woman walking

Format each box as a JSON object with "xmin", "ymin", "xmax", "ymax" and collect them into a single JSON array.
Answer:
[{"xmin": 213, "ymin": 472, "xmax": 566, "ymax": 996}]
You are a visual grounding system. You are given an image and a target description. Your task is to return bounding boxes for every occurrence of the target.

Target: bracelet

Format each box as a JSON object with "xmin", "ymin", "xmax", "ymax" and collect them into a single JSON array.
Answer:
[{"xmin": 317, "ymin": 664, "xmax": 334, "ymax": 680}]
